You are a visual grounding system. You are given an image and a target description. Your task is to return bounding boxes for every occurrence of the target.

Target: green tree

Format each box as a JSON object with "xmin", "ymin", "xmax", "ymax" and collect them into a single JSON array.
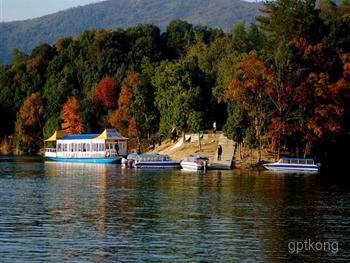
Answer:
[
  {"xmin": 187, "ymin": 111, "xmax": 204, "ymax": 150},
  {"xmin": 153, "ymin": 58, "xmax": 207, "ymax": 139},
  {"xmin": 232, "ymin": 22, "xmax": 248, "ymax": 53}
]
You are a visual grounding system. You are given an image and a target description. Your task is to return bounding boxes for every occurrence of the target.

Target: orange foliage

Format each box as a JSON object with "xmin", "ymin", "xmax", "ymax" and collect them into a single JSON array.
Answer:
[
  {"xmin": 225, "ymin": 53, "xmax": 271, "ymax": 161},
  {"xmin": 19, "ymin": 92, "xmax": 44, "ymax": 127},
  {"xmin": 109, "ymin": 72, "xmax": 140, "ymax": 137},
  {"xmin": 94, "ymin": 77, "xmax": 117, "ymax": 109},
  {"xmin": 293, "ymin": 38, "xmax": 323, "ymax": 58},
  {"xmin": 61, "ymin": 97, "xmax": 85, "ymax": 134},
  {"xmin": 225, "ymin": 53, "xmax": 271, "ymax": 133},
  {"xmin": 299, "ymin": 68, "xmax": 349, "ymax": 137},
  {"xmin": 225, "ymin": 53, "xmax": 272, "ymax": 108},
  {"xmin": 16, "ymin": 92, "xmax": 44, "ymax": 144}
]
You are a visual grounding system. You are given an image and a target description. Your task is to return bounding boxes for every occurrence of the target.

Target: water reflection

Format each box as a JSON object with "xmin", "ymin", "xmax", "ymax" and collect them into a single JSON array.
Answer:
[{"xmin": 0, "ymin": 159, "xmax": 348, "ymax": 262}]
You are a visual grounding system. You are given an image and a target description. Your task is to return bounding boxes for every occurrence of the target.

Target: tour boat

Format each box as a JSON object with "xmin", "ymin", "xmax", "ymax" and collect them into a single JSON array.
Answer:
[
  {"xmin": 44, "ymin": 129, "xmax": 128, "ymax": 163},
  {"xmin": 180, "ymin": 156, "xmax": 208, "ymax": 170},
  {"xmin": 122, "ymin": 154, "xmax": 181, "ymax": 168},
  {"xmin": 263, "ymin": 157, "xmax": 320, "ymax": 172}
]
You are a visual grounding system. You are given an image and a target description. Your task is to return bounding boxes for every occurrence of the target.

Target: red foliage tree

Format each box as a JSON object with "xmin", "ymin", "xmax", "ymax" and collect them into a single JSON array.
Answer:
[
  {"xmin": 15, "ymin": 92, "xmax": 44, "ymax": 149},
  {"xmin": 225, "ymin": 53, "xmax": 272, "ymax": 161},
  {"xmin": 109, "ymin": 72, "xmax": 140, "ymax": 139},
  {"xmin": 94, "ymin": 77, "xmax": 117, "ymax": 109},
  {"xmin": 61, "ymin": 97, "xmax": 85, "ymax": 134}
]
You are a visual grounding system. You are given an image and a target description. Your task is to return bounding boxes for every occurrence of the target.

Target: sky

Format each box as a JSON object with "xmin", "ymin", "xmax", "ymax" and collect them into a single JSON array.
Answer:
[{"xmin": 0, "ymin": 0, "xmax": 104, "ymax": 22}]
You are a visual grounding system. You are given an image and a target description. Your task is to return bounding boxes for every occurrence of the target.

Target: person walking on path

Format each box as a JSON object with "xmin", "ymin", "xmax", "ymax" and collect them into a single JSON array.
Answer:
[
  {"xmin": 213, "ymin": 121, "xmax": 217, "ymax": 134},
  {"xmin": 217, "ymin": 144, "xmax": 222, "ymax": 161}
]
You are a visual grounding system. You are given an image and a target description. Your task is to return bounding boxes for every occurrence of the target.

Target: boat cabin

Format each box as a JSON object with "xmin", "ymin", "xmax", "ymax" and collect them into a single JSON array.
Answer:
[
  {"xmin": 45, "ymin": 129, "xmax": 128, "ymax": 159},
  {"xmin": 278, "ymin": 158, "xmax": 315, "ymax": 165},
  {"xmin": 126, "ymin": 154, "xmax": 171, "ymax": 162}
]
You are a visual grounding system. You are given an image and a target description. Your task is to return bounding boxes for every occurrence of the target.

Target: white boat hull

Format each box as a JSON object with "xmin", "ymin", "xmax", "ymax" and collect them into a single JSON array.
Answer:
[
  {"xmin": 263, "ymin": 163, "xmax": 320, "ymax": 172},
  {"xmin": 180, "ymin": 161, "xmax": 207, "ymax": 170}
]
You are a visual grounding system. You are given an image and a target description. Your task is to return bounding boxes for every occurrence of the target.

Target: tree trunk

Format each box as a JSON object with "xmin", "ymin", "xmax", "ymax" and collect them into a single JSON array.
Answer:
[
  {"xmin": 304, "ymin": 142, "xmax": 311, "ymax": 158},
  {"xmin": 198, "ymin": 132, "xmax": 202, "ymax": 151}
]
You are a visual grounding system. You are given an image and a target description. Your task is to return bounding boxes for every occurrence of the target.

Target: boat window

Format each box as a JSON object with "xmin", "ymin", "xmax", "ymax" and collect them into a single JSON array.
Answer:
[
  {"xmin": 119, "ymin": 142, "xmax": 125, "ymax": 150},
  {"xmin": 307, "ymin": 160, "xmax": 314, "ymax": 164},
  {"xmin": 98, "ymin": 143, "xmax": 104, "ymax": 151},
  {"xmin": 299, "ymin": 159, "xmax": 306, "ymax": 164},
  {"xmin": 87, "ymin": 144, "xmax": 90, "ymax": 152},
  {"xmin": 290, "ymin": 160, "xmax": 297, "ymax": 164},
  {"xmin": 282, "ymin": 159, "xmax": 289, "ymax": 164}
]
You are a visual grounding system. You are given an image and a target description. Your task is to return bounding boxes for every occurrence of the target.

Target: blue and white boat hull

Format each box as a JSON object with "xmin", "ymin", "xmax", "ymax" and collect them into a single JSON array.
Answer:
[
  {"xmin": 263, "ymin": 163, "xmax": 320, "ymax": 172},
  {"xmin": 46, "ymin": 157, "xmax": 121, "ymax": 164},
  {"xmin": 134, "ymin": 161, "xmax": 181, "ymax": 169}
]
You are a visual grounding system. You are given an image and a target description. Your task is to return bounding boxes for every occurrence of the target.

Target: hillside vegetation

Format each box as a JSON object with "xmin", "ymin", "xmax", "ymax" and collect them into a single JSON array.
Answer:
[
  {"xmin": 0, "ymin": 0, "xmax": 260, "ymax": 63},
  {"xmin": 1, "ymin": 0, "xmax": 350, "ymax": 171}
]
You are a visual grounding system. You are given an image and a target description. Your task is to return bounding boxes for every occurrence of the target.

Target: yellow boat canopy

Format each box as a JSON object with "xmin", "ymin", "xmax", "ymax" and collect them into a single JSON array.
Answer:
[
  {"xmin": 94, "ymin": 129, "xmax": 128, "ymax": 140},
  {"xmin": 45, "ymin": 130, "xmax": 68, "ymax": 142},
  {"xmin": 45, "ymin": 129, "xmax": 127, "ymax": 142}
]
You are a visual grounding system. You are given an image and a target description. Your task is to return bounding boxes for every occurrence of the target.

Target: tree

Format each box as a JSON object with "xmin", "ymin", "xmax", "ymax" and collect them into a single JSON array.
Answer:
[
  {"xmin": 187, "ymin": 111, "xmax": 204, "ymax": 150},
  {"xmin": 94, "ymin": 77, "xmax": 117, "ymax": 109},
  {"xmin": 232, "ymin": 22, "xmax": 249, "ymax": 53},
  {"xmin": 340, "ymin": 0, "xmax": 349, "ymax": 6},
  {"xmin": 225, "ymin": 53, "xmax": 271, "ymax": 161},
  {"xmin": 109, "ymin": 72, "xmax": 138, "ymax": 138},
  {"xmin": 224, "ymin": 102, "xmax": 249, "ymax": 158},
  {"xmin": 130, "ymin": 59, "xmax": 159, "ymax": 139},
  {"xmin": 61, "ymin": 97, "xmax": 85, "ymax": 134},
  {"xmin": 15, "ymin": 92, "xmax": 44, "ymax": 154},
  {"xmin": 165, "ymin": 20, "xmax": 194, "ymax": 59},
  {"xmin": 153, "ymin": 58, "xmax": 207, "ymax": 140}
]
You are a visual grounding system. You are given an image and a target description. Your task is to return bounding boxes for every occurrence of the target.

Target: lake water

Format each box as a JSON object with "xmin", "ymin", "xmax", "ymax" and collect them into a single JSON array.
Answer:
[{"xmin": 0, "ymin": 157, "xmax": 349, "ymax": 262}]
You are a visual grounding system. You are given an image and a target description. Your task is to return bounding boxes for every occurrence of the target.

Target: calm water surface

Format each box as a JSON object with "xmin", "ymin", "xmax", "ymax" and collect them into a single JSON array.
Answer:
[{"xmin": 0, "ymin": 157, "xmax": 349, "ymax": 262}]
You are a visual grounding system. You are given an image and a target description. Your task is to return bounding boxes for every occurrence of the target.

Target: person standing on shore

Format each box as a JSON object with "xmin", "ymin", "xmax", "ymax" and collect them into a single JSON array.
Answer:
[
  {"xmin": 217, "ymin": 144, "xmax": 222, "ymax": 161},
  {"xmin": 213, "ymin": 121, "xmax": 216, "ymax": 134}
]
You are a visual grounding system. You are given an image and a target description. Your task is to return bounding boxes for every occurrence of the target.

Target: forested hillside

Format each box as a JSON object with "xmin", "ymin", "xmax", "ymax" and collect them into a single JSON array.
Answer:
[
  {"xmin": 0, "ymin": 0, "xmax": 261, "ymax": 63},
  {"xmin": 1, "ymin": 0, "xmax": 350, "ymax": 171}
]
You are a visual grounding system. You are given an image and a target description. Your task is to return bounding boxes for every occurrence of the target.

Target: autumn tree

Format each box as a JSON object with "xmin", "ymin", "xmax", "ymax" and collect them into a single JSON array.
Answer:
[
  {"xmin": 61, "ymin": 97, "xmax": 85, "ymax": 134},
  {"xmin": 93, "ymin": 77, "xmax": 117, "ymax": 109},
  {"xmin": 109, "ymin": 72, "xmax": 139, "ymax": 148},
  {"xmin": 225, "ymin": 53, "xmax": 271, "ymax": 162},
  {"xmin": 15, "ymin": 92, "xmax": 44, "ymax": 154}
]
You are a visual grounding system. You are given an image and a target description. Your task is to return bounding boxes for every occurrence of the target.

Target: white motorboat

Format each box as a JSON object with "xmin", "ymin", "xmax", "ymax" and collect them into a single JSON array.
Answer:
[
  {"xmin": 180, "ymin": 156, "xmax": 208, "ymax": 170},
  {"xmin": 263, "ymin": 157, "xmax": 320, "ymax": 172},
  {"xmin": 122, "ymin": 154, "xmax": 181, "ymax": 168}
]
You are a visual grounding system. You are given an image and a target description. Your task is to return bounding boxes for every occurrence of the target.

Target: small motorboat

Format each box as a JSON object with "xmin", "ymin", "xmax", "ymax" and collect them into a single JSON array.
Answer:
[
  {"xmin": 122, "ymin": 154, "xmax": 181, "ymax": 169},
  {"xmin": 263, "ymin": 157, "xmax": 320, "ymax": 172},
  {"xmin": 180, "ymin": 156, "xmax": 208, "ymax": 170}
]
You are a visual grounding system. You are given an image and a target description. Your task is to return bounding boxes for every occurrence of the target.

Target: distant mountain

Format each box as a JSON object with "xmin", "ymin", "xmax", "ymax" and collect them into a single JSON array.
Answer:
[{"xmin": 0, "ymin": 0, "xmax": 261, "ymax": 63}]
